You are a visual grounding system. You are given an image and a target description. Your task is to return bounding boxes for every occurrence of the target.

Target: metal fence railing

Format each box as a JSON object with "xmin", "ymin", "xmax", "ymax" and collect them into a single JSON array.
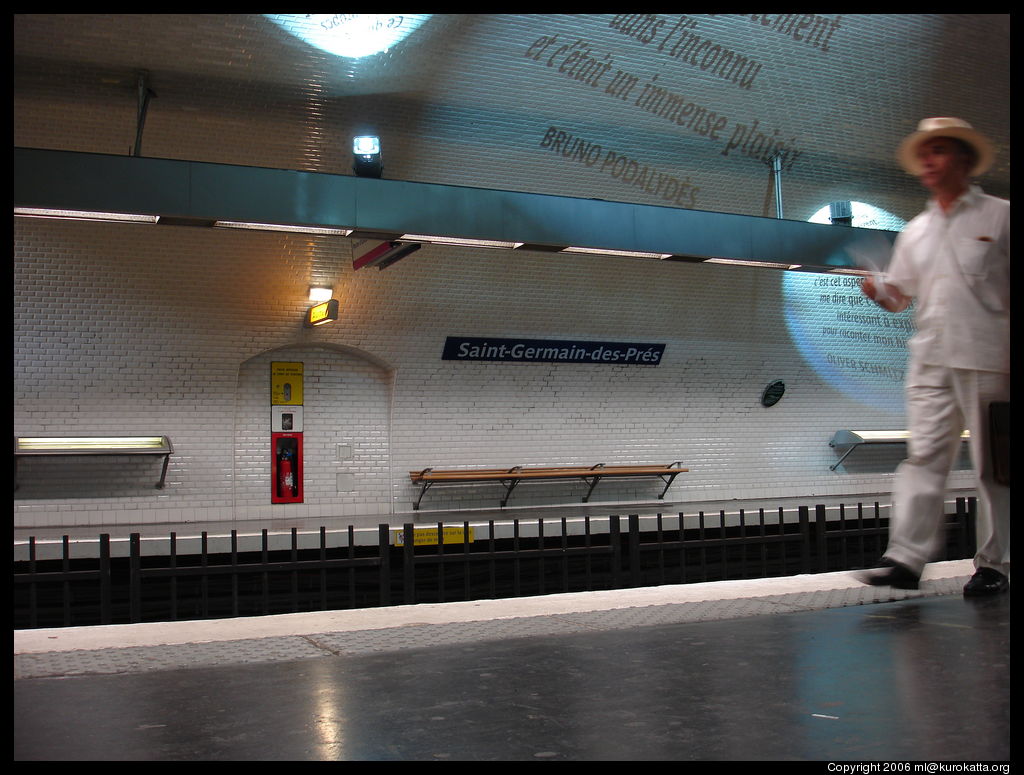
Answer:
[{"xmin": 14, "ymin": 498, "xmax": 977, "ymax": 630}]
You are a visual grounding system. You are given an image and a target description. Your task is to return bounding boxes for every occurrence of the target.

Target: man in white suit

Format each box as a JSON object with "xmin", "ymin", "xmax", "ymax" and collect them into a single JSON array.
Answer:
[{"xmin": 857, "ymin": 117, "xmax": 1010, "ymax": 597}]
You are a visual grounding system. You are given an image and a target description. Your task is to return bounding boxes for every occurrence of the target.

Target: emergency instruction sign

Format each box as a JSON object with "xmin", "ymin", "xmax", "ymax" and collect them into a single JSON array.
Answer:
[{"xmin": 271, "ymin": 362, "xmax": 304, "ymax": 404}]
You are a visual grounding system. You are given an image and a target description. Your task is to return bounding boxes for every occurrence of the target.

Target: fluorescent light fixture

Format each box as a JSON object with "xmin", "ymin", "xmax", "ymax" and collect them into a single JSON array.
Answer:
[
  {"xmin": 400, "ymin": 234, "xmax": 524, "ymax": 250},
  {"xmin": 309, "ymin": 286, "xmax": 334, "ymax": 302},
  {"xmin": 561, "ymin": 246, "xmax": 672, "ymax": 260},
  {"xmin": 704, "ymin": 258, "xmax": 803, "ymax": 270},
  {"xmin": 215, "ymin": 220, "xmax": 351, "ymax": 236},
  {"xmin": 16, "ymin": 436, "xmax": 168, "ymax": 451},
  {"xmin": 827, "ymin": 267, "xmax": 873, "ymax": 276},
  {"xmin": 14, "ymin": 207, "xmax": 158, "ymax": 224}
]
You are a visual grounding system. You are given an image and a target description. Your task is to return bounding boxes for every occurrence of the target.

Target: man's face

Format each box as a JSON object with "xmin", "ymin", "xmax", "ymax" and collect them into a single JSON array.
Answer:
[{"xmin": 915, "ymin": 137, "xmax": 972, "ymax": 193}]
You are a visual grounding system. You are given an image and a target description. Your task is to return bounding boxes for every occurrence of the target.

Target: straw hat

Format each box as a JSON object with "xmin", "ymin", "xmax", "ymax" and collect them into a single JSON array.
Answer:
[{"xmin": 896, "ymin": 117, "xmax": 994, "ymax": 177}]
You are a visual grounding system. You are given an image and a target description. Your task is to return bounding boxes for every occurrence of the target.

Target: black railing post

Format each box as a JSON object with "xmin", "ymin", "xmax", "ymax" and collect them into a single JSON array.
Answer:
[
  {"xmin": 348, "ymin": 525, "xmax": 358, "ymax": 607},
  {"xmin": 967, "ymin": 497, "xmax": 978, "ymax": 556},
  {"xmin": 609, "ymin": 515, "xmax": 622, "ymax": 587},
  {"xmin": 129, "ymin": 533, "xmax": 141, "ymax": 623},
  {"xmin": 628, "ymin": 514, "xmax": 641, "ymax": 587},
  {"xmin": 62, "ymin": 536, "xmax": 71, "ymax": 627},
  {"xmin": 837, "ymin": 504, "xmax": 849, "ymax": 570},
  {"xmin": 678, "ymin": 512, "xmax": 689, "ymax": 585},
  {"xmin": 512, "ymin": 520, "xmax": 522, "ymax": 596},
  {"xmin": 738, "ymin": 509, "xmax": 747, "ymax": 580},
  {"xmin": 538, "ymin": 518, "xmax": 546, "ymax": 595},
  {"xmin": 200, "ymin": 532, "xmax": 210, "ymax": 618},
  {"xmin": 464, "ymin": 521, "xmax": 473, "ymax": 601},
  {"xmin": 28, "ymin": 537, "xmax": 38, "ymax": 629},
  {"xmin": 487, "ymin": 520, "xmax": 497, "ymax": 599},
  {"xmin": 99, "ymin": 534, "xmax": 112, "ymax": 625},
  {"xmin": 798, "ymin": 506, "xmax": 811, "ymax": 573},
  {"xmin": 583, "ymin": 516, "xmax": 594, "ymax": 591},
  {"xmin": 757, "ymin": 509, "xmax": 768, "ymax": 578},
  {"xmin": 815, "ymin": 505, "xmax": 828, "ymax": 572},
  {"xmin": 290, "ymin": 528, "xmax": 299, "ymax": 613},
  {"xmin": 719, "ymin": 510, "xmax": 728, "ymax": 580},
  {"xmin": 560, "ymin": 517, "xmax": 570, "ymax": 593},
  {"xmin": 231, "ymin": 530, "xmax": 239, "ymax": 618},
  {"xmin": 436, "ymin": 521, "xmax": 445, "ymax": 603},
  {"xmin": 261, "ymin": 529, "xmax": 270, "ymax": 614},
  {"xmin": 378, "ymin": 524, "xmax": 391, "ymax": 607},
  {"xmin": 169, "ymin": 532, "xmax": 178, "ymax": 621},
  {"xmin": 319, "ymin": 526, "xmax": 328, "ymax": 611},
  {"xmin": 403, "ymin": 523, "xmax": 416, "ymax": 604}
]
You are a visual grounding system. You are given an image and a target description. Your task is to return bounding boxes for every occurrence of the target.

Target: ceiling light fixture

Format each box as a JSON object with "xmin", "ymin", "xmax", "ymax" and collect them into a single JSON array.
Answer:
[
  {"xmin": 561, "ymin": 246, "xmax": 673, "ymax": 260},
  {"xmin": 14, "ymin": 207, "xmax": 158, "ymax": 224},
  {"xmin": 704, "ymin": 258, "xmax": 802, "ymax": 270},
  {"xmin": 215, "ymin": 220, "xmax": 351, "ymax": 236},
  {"xmin": 400, "ymin": 234, "xmax": 524, "ymax": 249},
  {"xmin": 826, "ymin": 267, "xmax": 873, "ymax": 276}
]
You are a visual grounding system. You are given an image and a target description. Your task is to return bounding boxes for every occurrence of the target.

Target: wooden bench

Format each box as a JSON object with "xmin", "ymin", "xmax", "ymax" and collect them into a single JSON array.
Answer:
[
  {"xmin": 14, "ymin": 435, "xmax": 174, "ymax": 489},
  {"xmin": 829, "ymin": 429, "xmax": 969, "ymax": 471},
  {"xmin": 409, "ymin": 462, "xmax": 687, "ymax": 510}
]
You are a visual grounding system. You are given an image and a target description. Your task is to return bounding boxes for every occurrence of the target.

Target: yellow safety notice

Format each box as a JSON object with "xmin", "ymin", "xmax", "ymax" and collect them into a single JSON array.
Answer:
[
  {"xmin": 271, "ymin": 362, "xmax": 304, "ymax": 405},
  {"xmin": 393, "ymin": 526, "xmax": 475, "ymax": 547}
]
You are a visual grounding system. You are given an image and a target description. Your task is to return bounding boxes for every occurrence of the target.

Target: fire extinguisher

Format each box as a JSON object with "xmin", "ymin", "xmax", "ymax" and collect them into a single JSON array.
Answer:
[{"xmin": 278, "ymin": 446, "xmax": 296, "ymax": 498}]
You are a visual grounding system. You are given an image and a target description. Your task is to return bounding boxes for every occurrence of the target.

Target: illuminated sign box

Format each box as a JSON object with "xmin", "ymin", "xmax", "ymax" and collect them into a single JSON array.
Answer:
[{"xmin": 306, "ymin": 299, "xmax": 339, "ymax": 327}]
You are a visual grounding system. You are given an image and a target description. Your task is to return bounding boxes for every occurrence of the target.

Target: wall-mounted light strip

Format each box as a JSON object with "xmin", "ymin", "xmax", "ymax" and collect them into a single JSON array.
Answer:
[
  {"xmin": 215, "ymin": 220, "xmax": 351, "ymax": 236},
  {"xmin": 16, "ymin": 436, "xmax": 168, "ymax": 451},
  {"xmin": 400, "ymin": 234, "xmax": 523, "ymax": 249},
  {"xmin": 14, "ymin": 207, "xmax": 158, "ymax": 224},
  {"xmin": 704, "ymin": 258, "xmax": 803, "ymax": 270},
  {"xmin": 562, "ymin": 246, "xmax": 673, "ymax": 260}
]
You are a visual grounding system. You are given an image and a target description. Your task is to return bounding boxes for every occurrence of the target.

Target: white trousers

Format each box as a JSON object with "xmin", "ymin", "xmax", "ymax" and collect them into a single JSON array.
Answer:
[{"xmin": 884, "ymin": 360, "xmax": 1010, "ymax": 577}]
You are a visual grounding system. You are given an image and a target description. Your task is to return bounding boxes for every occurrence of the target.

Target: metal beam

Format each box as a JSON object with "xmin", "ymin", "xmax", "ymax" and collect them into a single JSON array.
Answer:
[{"xmin": 13, "ymin": 148, "xmax": 895, "ymax": 270}]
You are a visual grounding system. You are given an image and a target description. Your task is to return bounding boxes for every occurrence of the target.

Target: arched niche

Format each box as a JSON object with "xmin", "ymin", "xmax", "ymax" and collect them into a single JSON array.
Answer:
[{"xmin": 232, "ymin": 342, "xmax": 396, "ymax": 518}]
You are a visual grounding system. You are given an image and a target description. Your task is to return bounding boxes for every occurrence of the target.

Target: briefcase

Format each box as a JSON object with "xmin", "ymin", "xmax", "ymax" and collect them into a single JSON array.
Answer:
[{"xmin": 990, "ymin": 401, "xmax": 1009, "ymax": 487}]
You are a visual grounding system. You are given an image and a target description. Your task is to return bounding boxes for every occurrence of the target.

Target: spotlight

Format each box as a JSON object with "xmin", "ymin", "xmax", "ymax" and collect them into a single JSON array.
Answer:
[
  {"xmin": 353, "ymin": 135, "xmax": 382, "ymax": 178},
  {"xmin": 829, "ymin": 201, "xmax": 853, "ymax": 226}
]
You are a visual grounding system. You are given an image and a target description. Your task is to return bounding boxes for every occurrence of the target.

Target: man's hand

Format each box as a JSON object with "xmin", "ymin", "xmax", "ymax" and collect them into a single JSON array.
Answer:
[{"xmin": 861, "ymin": 276, "xmax": 911, "ymax": 313}]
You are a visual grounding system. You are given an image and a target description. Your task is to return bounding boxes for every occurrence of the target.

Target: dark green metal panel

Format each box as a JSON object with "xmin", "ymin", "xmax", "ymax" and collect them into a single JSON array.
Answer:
[
  {"xmin": 188, "ymin": 163, "xmax": 358, "ymax": 228},
  {"xmin": 14, "ymin": 148, "xmax": 193, "ymax": 217},
  {"xmin": 13, "ymin": 147, "xmax": 897, "ymax": 270}
]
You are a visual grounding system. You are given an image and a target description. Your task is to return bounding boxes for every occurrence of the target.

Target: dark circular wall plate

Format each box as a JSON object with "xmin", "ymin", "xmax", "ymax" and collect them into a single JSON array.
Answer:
[{"xmin": 761, "ymin": 380, "xmax": 786, "ymax": 407}]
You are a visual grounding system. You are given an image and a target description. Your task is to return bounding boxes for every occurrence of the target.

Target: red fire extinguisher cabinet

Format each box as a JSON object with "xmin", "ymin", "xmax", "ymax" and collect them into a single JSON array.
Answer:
[{"xmin": 271, "ymin": 432, "xmax": 303, "ymax": 504}]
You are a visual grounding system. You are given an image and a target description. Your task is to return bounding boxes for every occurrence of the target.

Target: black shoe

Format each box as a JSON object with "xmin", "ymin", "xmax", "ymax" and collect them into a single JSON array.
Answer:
[
  {"xmin": 963, "ymin": 567, "xmax": 1009, "ymax": 597},
  {"xmin": 855, "ymin": 558, "xmax": 920, "ymax": 589}
]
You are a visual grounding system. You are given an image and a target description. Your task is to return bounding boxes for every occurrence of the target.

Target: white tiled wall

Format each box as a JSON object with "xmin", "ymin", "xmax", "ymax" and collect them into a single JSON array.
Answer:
[
  {"xmin": 14, "ymin": 13, "xmax": 998, "ymax": 527},
  {"xmin": 13, "ymin": 217, "xmax": 975, "ymax": 527}
]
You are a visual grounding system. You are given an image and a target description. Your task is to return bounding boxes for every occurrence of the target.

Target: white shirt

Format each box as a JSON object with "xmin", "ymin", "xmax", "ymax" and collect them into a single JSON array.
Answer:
[{"xmin": 885, "ymin": 185, "xmax": 1010, "ymax": 373}]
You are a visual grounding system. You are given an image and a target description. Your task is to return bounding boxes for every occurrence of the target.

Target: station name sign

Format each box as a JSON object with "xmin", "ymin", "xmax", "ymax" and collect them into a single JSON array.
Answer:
[{"xmin": 442, "ymin": 336, "xmax": 665, "ymax": 365}]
